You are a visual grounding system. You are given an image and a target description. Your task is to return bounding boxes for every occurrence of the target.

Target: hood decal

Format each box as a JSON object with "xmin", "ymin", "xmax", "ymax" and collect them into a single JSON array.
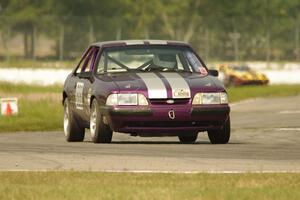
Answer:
[
  {"xmin": 137, "ymin": 73, "xmax": 168, "ymax": 99},
  {"xmin": 160, "ymin": 72, "xmax": 191, "ymax": 99}
]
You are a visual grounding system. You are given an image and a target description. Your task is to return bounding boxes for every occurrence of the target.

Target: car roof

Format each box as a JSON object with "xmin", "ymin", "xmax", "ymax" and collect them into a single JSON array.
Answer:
[{"xmin": 91, "ymin": 40, "xmax": 190, "ymax": 48}]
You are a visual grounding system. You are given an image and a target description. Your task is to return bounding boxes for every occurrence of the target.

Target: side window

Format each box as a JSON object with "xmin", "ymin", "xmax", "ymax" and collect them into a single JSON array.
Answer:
[
  {"xmin": 178, "ymin": 53, "xmax": 192, "ymax": 72},
  {"xmin": 184, "ymin": 50, "xmax": 205, "ymax": 73},
  {"xmin": 97, "ymin": 53, "xmax": 105, "ymax": 74},
  {"xmin": 82, "ymin": 52, "xmax": 93, "ymax": 72},
  {"xmin": 75, "ymin": 47, "xmax": 98, "ymax": 74},
  {"xmin": 76, "ymin": 48, "xmax": 90, "ymax": 74}
]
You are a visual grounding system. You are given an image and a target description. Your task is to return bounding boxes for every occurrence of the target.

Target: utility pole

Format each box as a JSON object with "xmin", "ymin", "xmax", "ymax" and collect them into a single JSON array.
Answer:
[
  {"xmin": 59, "ymin": 24, "xmax": 64, "ymax": 61},
  {"xmin": 266, "ymin": 28, "xmax": 271, "ymax": 67},
  {"xmin": 296, "ymin": 25, "xmax": 299, "ymax": 61},
  {"xmin": 88, "ymin": 16, "xmax": 95, "ymax": 44},
  {"xmin": 144, "ymin": 28, "xmax": 149, "ymax": 39},
  {"xmin": 32, "ymin": 25, "xmax": 37, "ymax": 60},
  {"xmin": 5, "ymin": 26, "xmax": 11, "ymax": 62},
  {"xmin": 229, "ymin": 31, "xmax": 240, "ymax": 62},
  {"xmin": 24, "ymin": 31, "xmax": 29, "ymax": 58},
  {"xmin": 89, "ymin": 23, "xmax": 95, "ymax": 44},
  {"xmin": 116, "ymin": 28, "xmax": 122, "ymax": 40},
  {"xmin": 264, "ymin": 0, "xmax": 272, "ymax": 68},
  {"xmin": 204, "ymin": 29, "xmax": 210, "ymax": 61}
]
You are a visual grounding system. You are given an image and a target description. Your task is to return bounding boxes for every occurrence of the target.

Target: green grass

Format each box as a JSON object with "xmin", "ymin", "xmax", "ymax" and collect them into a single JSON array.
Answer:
[
  {"xmin": 0, "ymin": 82, "xmax": 63, "ymax": 132},
  {"xmin": 0, "ymin": 81, "xmax": 62, "ymax": 94},
  {"xmin": 0, "ymin": 99, "xmax": 63, "ymax": 132},
  {"xmin": 228, "ymin": 84, "xmax": 300, "ymax": 102},
  {"xmin": 0, "ymin": 83, "xmax": 300, "ymax": 133},
  {"xmin": 0, "ymin": 172, "xmax": 299, "ymax": 200}
]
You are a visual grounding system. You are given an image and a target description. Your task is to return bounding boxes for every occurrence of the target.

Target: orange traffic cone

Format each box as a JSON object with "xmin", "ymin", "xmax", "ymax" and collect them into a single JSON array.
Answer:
[{"xmin": 5, "ymin": 102, "xmax": 12, "ymax": 116}]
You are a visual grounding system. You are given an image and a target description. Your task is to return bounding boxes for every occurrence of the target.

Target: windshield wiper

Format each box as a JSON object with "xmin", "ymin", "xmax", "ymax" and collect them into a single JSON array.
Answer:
[{"xmin": 107, "ymin": 55, "xmax": 130, "ymax": 71}]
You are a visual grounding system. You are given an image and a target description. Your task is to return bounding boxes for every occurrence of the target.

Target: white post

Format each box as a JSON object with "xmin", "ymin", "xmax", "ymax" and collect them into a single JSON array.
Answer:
[{"xmin": 59, "ymin": 24, "xmax": 64, "ymax": 61}]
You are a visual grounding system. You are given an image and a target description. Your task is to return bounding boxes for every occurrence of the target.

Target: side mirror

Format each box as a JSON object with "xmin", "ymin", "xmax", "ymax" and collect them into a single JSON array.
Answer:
[
  {"xmin": 78, "ymin": 72, "xmax": 91, "ymax": 79},
  {"xmin": 208, "ymin": 69, "xmax": 219, "ymax": 77}
]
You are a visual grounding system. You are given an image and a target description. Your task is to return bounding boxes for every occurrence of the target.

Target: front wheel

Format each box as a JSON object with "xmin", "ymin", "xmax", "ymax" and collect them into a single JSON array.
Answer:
[
  {"xmin": 90, "ymin": 99, "xmax": 113, "ymax": 143},
  {"xmin": 178, "ymin": 133, "xmax": 198, "ymax": 144},
  {"xmin": 207, "ymin": 117, "xmax": 231, "ymax": 144},
  {"xmin": 63, "ymin": 98, "xmax": 85, "ymax": 142}
]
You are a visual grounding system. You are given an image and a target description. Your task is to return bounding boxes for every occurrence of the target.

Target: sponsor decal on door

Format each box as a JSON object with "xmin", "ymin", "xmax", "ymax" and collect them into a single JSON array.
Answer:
[{"xmin": 75, "ymin": 82, "xmax": 84, "ymax": 110}]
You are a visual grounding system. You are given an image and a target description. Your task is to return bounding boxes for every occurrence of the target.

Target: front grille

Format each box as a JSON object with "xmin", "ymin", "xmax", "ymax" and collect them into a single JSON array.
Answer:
[
  {"xmin": 150, "ymin": 98, "xmax": 190, "ymax": 105},
  {"xmin": 126, "ymin": 121, "xmax": 221, "ymax": 128}
]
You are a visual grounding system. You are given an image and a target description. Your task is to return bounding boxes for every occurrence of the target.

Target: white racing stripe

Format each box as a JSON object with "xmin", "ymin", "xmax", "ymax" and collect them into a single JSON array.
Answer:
[
  {"xmin": 148, "ymin": 40, "xmax": 167, "ymax": 45},
  {"xmin": 160, "ymin": 73, "xmax": 191, "ymax": 99},
  {"xmin": 137, "ymin": 73, "xmax": 167, "ymax": 99},
  {"xmin": 125, "ymin": 40, "xmax": 144, "ymax": 45}
]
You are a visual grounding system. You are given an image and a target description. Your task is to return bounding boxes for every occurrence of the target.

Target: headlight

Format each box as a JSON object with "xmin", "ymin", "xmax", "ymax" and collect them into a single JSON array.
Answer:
[
  {"xmin": 106, "ymin": 94, "xmax": 118, "ymax": 106},
  {"xmin": 106, "ymin": 93, "xmax": 148, "ymax": 106},
  {"xmin": 138, "ymin": 94, "xmax": 148, "ymax": 106},
  {"xmin": 192, "ymin": 92, "xmax": 228, "ymax": 105},
  {"xmin": 220, "ymin": 92, "xmax": 228, "ymax": 104}
]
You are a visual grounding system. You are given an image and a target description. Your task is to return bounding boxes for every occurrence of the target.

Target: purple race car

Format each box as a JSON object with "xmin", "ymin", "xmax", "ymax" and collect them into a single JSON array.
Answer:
[{"xmin": 63, "ymin": 40, "xmax": 230, "ymax": 144}]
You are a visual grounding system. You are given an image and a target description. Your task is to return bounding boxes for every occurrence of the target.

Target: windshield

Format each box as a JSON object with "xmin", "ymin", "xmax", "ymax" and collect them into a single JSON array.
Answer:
[{"xmin": 96, "ymin": 46, "xmax": 206, "ymax": 74}]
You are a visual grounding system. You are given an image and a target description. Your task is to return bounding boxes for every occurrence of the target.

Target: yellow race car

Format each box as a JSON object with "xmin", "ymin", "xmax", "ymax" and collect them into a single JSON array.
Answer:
[{"xmin": 218, "ymin": 65, "xmax": 269, "ymax": 86}]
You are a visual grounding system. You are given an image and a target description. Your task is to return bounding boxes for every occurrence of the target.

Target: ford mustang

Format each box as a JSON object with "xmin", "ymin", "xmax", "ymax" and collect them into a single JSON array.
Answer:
[{"xmin": 63, "ymin": 40, "xmax": 230, "ymax": 144}]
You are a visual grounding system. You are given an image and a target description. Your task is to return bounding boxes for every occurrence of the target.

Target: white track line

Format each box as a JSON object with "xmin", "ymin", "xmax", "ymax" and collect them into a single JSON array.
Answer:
[
  {"xmin": 278, "ymin": 110, "xmax": 300, "ymax": 114},
  {"xmin": 1, "ymin": 169, "xmax": 299, "ymax": 173},
  {"xmin": 102, "ymin": 170, "xmax": 300, "ymax": 174},
  {"xmin": 274, "ymin": 128, "xmax": 300, "ymax": 131}
]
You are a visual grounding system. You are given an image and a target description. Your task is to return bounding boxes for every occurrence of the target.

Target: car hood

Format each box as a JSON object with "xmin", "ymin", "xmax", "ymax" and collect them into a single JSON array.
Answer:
[{"xmin": 108, "ymin": 72, "xmax": 225, "ymax": 99}]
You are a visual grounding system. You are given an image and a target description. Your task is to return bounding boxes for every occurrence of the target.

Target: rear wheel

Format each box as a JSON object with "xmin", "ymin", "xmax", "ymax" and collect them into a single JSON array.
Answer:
[
  {"xmin": 208, "ymin": 117, "xmax": 230, "ymax": 144},
  {"xmin": 178, "ymin": 133, "xmax": 198, "ymax": 143},
  {"xmin": 90, "ymin": 99, "xmax": 113, "ymax": 143},
  {"xmin": 63, "ymin": 98, "xmax": 85, "ymax": 142}
]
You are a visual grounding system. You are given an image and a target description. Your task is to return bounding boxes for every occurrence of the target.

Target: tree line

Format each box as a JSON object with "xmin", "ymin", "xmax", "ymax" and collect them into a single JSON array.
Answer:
[{"xmin": 0, "ymin": 0, "xmax": 300, "ymax": 62}]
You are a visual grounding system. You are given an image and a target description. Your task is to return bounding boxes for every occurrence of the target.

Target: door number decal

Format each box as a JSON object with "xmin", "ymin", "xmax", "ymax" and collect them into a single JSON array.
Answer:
[{"xmin": 75, "ymin": 82, "xmax": 84, "ymax": 110}]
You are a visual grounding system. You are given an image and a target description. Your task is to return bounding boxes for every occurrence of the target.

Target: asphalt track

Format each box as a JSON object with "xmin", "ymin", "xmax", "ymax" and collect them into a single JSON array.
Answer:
[{"xmin": 0, "ymin": 95, "xmax": 299, "ymax": 172}]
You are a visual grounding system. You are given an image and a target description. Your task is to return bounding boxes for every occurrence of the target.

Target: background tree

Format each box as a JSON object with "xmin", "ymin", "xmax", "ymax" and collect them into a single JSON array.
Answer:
[{"xmin": 1, "ymin": 0, "xmax": 300, "ymax": 62}]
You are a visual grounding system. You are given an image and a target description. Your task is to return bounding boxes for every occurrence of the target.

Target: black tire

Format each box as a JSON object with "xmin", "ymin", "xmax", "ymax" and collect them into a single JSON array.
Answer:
[
  {"xmin": 90, "ymin": 99, "xmax": 113, "ymax": 143},
  {"xmin": 178, "ymin": 133, "xmax": 198, "ymax": 144},
  {"xmin": 63, "ymin": 98, "xmax": 85, "ymax": 142},
  {"xmin": 208, "ymin": 117, "xmax": 231, "ymax": 144}
]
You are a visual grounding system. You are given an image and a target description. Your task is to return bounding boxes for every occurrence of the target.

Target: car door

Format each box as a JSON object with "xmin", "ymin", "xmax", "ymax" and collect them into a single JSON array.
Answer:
[{"xmin": 73, "ymin": 46, "xmax": 99, "ymax": 122}]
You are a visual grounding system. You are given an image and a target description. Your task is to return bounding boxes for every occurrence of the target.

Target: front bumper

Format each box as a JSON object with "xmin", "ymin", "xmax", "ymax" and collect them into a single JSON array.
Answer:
[{"xmin": 100, "ymin": 104, "xmax": 230, "ymax": 134}]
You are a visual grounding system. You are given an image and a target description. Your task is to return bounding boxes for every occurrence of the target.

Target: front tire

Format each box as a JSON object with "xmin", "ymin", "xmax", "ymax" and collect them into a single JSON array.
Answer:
[
  {"xmin": 90, "ymin": 99, "xmax": 113, "ymax": 143},
  {"xmin": 63, "ymin": 98, "xmax": 85, "ymax": 142},
  {"xmin": 207, "ymin": 117, "xmax": 231, "ymax": 144},
  {"xmin": 178, "ymin": 133, "xmax": 198, "ymax": 143}
]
